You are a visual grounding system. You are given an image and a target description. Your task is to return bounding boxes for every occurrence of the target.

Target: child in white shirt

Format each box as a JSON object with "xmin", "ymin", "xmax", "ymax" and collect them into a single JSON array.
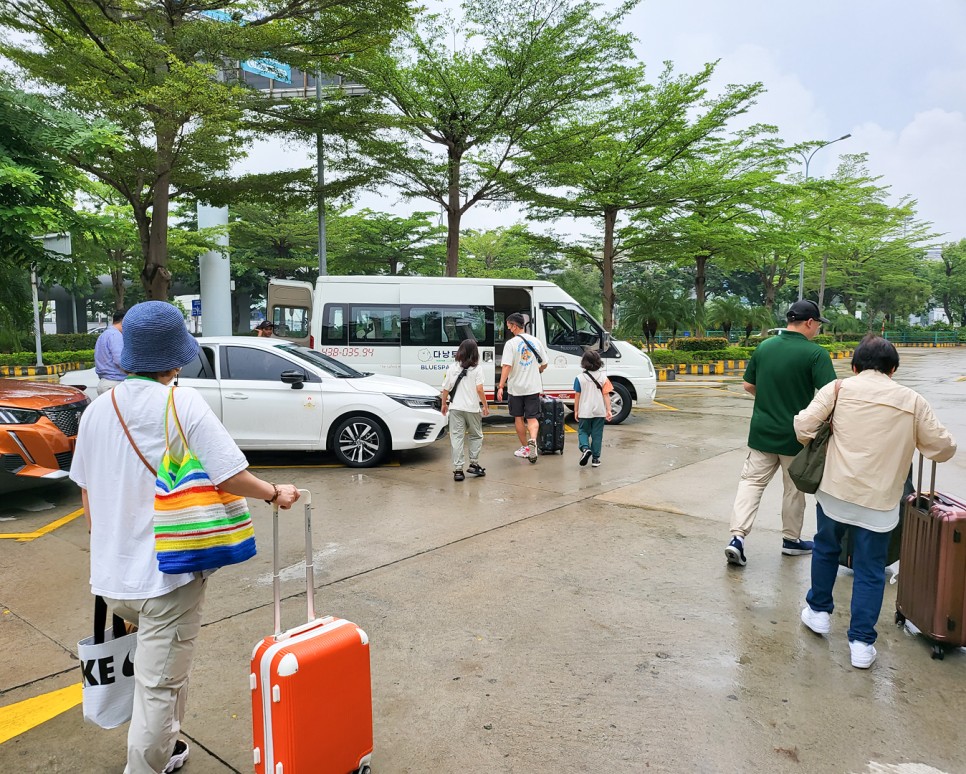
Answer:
[
  {"xmin": 573, "ymin": 350, "xmax": 613, "ymax": 467},
  {"xmin": 441, "ymin": 339, "xmax": 490, "ymax": 481}
]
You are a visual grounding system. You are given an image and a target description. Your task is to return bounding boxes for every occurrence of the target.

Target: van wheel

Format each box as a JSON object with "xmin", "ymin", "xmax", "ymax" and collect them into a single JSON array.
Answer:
[
  {"xmin": 332, "ymin": 415, "xmax": 389, "ymax": 467},
  {"xmin": 606, "ymin": 382, "xmax": 633, "ymax": 425}
]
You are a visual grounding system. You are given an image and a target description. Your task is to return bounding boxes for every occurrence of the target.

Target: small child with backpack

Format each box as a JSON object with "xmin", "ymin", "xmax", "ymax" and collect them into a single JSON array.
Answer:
[
  {"xmin": 573, "ymin": 350, "xmax": 613, "ymax": 467},
  {"xmin": 441, "ymin": 339, "xmax": 490, "ymax": 481}
]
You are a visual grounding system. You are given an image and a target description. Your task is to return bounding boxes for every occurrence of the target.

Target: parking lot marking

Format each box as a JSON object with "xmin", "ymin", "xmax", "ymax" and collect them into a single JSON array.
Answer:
[
  {"xmin": 0, "ymin": 508, "xmax": 83, "ymax": 542},
  {"xmin": 0, "ymin": 683, "xmax": 82, "ymax": 745},
  {"xmin": 647, "ymin": 400, "xmax": 679, "ymax": 411}
]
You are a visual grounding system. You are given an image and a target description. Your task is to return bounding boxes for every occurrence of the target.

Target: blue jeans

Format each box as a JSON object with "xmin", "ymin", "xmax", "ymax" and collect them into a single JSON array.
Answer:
[
  {"xmin": 577, "ymin": 417, "xmax": 605, "ymax": 458},
  {"xmin": 805, "ymin": 503, "xmax": 892, "ymax": 644}
]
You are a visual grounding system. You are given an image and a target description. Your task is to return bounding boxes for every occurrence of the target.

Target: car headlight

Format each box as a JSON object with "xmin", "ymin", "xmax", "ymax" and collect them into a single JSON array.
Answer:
[
  {"xmin": 0, "ymin": 407, "xmax": 42, "ymax": 424},
  {"xmin": 388, "ymin": 394, "xmax": 441, "ymax": 410}
]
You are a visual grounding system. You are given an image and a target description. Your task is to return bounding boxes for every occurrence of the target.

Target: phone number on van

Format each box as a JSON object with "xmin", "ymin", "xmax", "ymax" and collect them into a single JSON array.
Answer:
[{"xmin": 319, "ymin": 347, "xmax": 375, "ymax": 358}]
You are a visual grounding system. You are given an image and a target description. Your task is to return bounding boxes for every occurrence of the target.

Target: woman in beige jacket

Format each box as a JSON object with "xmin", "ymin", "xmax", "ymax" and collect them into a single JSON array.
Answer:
[{"xmin": 794, "ymin": 335, "xmax": 956, "ymax": 669}]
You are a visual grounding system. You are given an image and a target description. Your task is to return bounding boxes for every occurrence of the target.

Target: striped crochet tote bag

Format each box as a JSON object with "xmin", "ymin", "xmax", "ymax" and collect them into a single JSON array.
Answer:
[{"xmin": 153, "ymin": 388, "xmax": 256, "ymax": 574}]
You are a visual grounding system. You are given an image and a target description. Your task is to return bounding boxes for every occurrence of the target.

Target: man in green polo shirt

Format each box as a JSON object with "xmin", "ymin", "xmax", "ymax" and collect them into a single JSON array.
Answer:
[{"xmin": 725, "ymin": 299, "xmax": 837, "ymax": 567}]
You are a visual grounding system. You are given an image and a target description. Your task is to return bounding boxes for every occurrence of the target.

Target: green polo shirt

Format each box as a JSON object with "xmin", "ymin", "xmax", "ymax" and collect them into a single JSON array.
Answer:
[{"xmin": 743, "ymin": 331, "xmax": 836, "ymax": 456}]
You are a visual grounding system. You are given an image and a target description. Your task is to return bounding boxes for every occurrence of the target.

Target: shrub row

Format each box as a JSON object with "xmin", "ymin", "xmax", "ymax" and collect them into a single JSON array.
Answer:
[
  {"xmin": 0, "ymin": 350, "xmax": 95, "ymax": 366},
  {"xmin": 40, "ymin": 333, "xmax": 99, "ymax": 352},
  {"xmin": 669, "ymin": 337, "xmax": 730, "ymax": 352}
]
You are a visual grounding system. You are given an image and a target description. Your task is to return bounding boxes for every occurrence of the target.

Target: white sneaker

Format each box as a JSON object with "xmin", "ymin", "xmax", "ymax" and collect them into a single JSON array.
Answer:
[
  {"xmin": 849, "ymin": 640, "xmax": 877, "ymax": 669},
  {"xmin": 513, "ymin": 446, "xmax": 530, "ymax": 458},
  {"xmin": 801, "ymin": 606, "xmax": 831, "ymax": 635},
  {"xmin": 163, "ymin": 741, "xmax": 189, "ymax": 773}
]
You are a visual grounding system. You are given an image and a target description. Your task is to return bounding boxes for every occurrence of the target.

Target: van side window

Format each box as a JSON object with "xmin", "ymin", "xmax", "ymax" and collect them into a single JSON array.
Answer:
[
  {"xmin": 406, "ymin": 306, "xmax": 492, "ymax": 346},
  {"xmin": 272, "ymin": 305, "xmax": 310, "ymax": 339},
  {"xmin": 350, "ymin": 305, "xmax": 401, "ymax": 344},
  {"xmin": 321, "ymin": 304, "xmax": 346, "ymax": 345}
]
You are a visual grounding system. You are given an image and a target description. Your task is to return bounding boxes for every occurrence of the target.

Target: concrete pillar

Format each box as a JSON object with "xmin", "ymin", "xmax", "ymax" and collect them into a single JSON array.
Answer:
[{"xmin": 197, "ymin": 203, "xmax": 232, "ymax": 336}]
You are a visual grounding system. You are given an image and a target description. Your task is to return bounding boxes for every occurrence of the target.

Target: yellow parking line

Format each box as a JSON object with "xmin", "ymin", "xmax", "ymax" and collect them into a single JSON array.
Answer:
[
  {"xmin": 0, "ymin": 683, "xmax": 82, "ymax": 745},
  {"xmin": 0, "ymin": 508, "xmax": 83, "ymax": 542},
  {"xmin": 648, "ymin": 400, "xmax": 679, "ymax": 411}
]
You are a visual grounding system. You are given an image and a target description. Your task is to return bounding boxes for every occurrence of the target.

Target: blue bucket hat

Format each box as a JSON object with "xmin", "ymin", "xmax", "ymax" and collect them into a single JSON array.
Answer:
[{"xmin": 120, "ymin": 301, "xmax": 200, "ymax": 373}]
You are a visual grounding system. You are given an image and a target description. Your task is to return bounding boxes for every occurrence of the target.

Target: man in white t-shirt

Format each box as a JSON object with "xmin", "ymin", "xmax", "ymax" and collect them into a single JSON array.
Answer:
[
  {"xmin": 71, "ymin": 301, "xmax": 300, "ymax": 774},
  {"xmin": 496, "ymin": 313, "xmax": 548, "ymax": 463}
]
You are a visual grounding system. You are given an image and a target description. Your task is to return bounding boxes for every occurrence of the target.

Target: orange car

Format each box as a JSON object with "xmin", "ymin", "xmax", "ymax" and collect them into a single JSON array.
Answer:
[{"xmin": 0, "ymin": 379, "xmax": 90, "ymax": 494}]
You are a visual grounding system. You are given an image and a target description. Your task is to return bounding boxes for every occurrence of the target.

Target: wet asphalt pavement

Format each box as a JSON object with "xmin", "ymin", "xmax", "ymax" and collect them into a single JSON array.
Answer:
[{"xmin": 0, "ymin": 347, "xmax": 964, "ymax": 773}]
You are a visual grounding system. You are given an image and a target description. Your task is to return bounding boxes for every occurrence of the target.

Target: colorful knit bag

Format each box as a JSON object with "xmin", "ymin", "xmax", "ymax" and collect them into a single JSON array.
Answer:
[{"xmin": 153, "ymin": 388, "xmax": 256, "ymax": 574}]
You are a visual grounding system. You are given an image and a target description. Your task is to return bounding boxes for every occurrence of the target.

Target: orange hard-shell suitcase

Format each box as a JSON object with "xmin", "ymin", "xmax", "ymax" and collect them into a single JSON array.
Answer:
[
  {"xmin": 251, "ymin": 490, "xmax": 373, "ymax": 773},
  {"xmin": 895, "ymin": 458, "xmax": 966, "ymax": 660}
]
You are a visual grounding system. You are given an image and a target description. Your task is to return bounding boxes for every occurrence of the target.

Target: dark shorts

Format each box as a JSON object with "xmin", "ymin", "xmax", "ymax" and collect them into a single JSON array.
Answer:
[{"xmin": 508, "ymin": 393, "xmax": 541, "ymax": 419}]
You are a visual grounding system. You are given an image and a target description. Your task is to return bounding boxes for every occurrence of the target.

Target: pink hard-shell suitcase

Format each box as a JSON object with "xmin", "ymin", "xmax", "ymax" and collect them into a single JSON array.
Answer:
[
  {"xmin": 250, "ymin": 489, "xmax": 373, "ymax": 773},
  {"xmin": 895, "ymin": 457, "xmax": 966, "ymax": 660}
]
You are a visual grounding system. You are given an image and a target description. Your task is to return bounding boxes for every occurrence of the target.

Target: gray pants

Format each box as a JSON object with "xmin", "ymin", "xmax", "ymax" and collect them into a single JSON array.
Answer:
[
  {"xmin": 449, "ymin": 409, "xmax": 483, "ymax": 470},
  {"xmin": 104, "ymin": 576, "xmax": 207, "ymax": 774}
]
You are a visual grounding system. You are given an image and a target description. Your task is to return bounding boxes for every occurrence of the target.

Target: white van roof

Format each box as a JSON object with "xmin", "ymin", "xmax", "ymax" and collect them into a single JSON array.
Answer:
[{"xmin": 310, "ymin": 276, "xmax": 560, "ymax": 289}]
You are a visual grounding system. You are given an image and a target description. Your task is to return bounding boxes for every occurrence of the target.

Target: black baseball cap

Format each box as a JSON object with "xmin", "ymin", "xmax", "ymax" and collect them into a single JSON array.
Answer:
[
  {"xmin": 786, "ymin": 300, "xmax": 830, "ymax": 324},
  {"xmin": 254, "ymin": 320, "xmax": 275, "ymax": 330}
]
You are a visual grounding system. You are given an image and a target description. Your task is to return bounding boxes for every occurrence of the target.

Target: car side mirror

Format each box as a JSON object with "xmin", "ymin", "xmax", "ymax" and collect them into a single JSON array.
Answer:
[{"xmin": 280, "ymin": 370, "xmax": 305, "ymax": 389}]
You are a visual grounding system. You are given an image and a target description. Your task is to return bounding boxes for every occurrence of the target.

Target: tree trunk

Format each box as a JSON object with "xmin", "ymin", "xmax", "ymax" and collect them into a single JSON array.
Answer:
[
  {"xmin": 694, "ymin": 254, "xmax": 707, "ymax": 335},
  {"xmin": 818, "ymin": 252, "xmax": 829, "ymax": 311},
  {"xmin": 445, "ymin": 152, "xmax": 462, "ymax": 277},
  {"xmin": 141, "ymin": 125, "xmax": 175, "ymax": 299},
  {"xmin": 110, "ymin": 259, "xmax": 125, "ymax": 310},
  {"xmin": 601, "ymin": 209, "xmax": 617, "ymax": 330}
]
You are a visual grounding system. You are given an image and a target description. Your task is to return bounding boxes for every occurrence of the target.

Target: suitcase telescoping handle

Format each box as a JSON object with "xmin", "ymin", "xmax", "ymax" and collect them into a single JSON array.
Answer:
[
  {"xmin": 916, "ymin": 454, "xmax": 937, "ymax": 510},
  {"xmin": 272, "ymin": 489, "xmax": 316, "ymax": 637}
]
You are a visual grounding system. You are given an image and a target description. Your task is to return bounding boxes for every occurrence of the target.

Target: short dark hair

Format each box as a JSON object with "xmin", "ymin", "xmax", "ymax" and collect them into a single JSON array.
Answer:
[
  {"xmin": 506, "ymin": 313, "xmax": 526, "ymax": 329},
  {"xmin": 112, "ymin": 309, "xmax": 126, "ymax": 323},
  {"xmin": 851, "ymin": 334, "xmax": 899, "ymax": 375},
  {"xmin": 456, "ymin": 338, "xmax": 479, "ymax": 368},
  {"xmin": 581, "ymin": 350, "xmax": 603, "ymax": 371}
]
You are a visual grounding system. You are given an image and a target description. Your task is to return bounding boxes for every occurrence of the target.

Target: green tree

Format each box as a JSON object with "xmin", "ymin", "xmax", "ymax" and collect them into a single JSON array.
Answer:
[
  {"xmin": 515, "ymin": 61, "xmax": 763, "ymax": 329},
  {"xmin": 932, "ymin": 239, "xmax": 966, "ymax": 326},
  {"xmin": 331, "ymin": 210, "xmax": 446, "ymax": 276},
  {"xmin": 1, "ymin": 0, "xmax": 412, "ymax": 299},
  {"xmin": 343, "ymin": 0, "xmax": 639, "ymax": 276},
  {"xmin": 705, "ymin": 296, "xmax": 747, "ymax": 340}
]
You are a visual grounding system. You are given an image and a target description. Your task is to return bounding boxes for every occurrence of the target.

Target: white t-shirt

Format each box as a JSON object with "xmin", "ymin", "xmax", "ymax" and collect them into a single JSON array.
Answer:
[
  {"xmin": 70, "ymin": 378, "xmax": 248, "ymax": 599},
  {"xmin": 574, "ymin": 369, "xmax": 609, "ymax": 418},
  {"xmin": 442, "ymin": 363, "xmax": 484, "ymax": 413},
  {"xmin": 501, "ymin": 334, "xmax": 547, "ymax": 396}
]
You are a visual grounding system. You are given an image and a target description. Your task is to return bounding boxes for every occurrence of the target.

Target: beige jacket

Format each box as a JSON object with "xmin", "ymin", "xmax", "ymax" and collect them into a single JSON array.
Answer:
[{"xmin": 794, "ymin": 371, "xmax": 956, "ymax": 510}]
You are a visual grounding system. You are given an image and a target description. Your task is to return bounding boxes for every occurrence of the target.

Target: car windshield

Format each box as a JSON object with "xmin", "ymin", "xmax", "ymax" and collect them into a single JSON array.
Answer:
[{"xmin": 275, "ymin": 344, "xmax": 365, "ymax": 378}]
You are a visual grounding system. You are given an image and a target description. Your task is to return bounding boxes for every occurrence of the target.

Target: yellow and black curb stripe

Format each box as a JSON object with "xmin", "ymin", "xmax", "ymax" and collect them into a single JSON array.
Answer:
[
  {"xmin": 894, "ymin": 342, "xmax": 961, "ymax": 348},
  {"xmin": 0, "ymin": 361, "xmax": 89, "ymax": 377}
]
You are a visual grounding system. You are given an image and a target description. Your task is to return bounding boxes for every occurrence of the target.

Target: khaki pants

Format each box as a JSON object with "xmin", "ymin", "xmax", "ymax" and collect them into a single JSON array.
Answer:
[
  {"xmin": 449, "ymin": 409, "xmax": 483, "ymax": 470},
  {"xmin": 97, "ymin": 378, "xmax": 122, "ymax": 395},
  {"xmin": 729, "ymin": 448, "xmax": 805, "ymax": 541},
  {"xmin": 103, "ymin": 576, "xmax": 207, "ymax": 774}
]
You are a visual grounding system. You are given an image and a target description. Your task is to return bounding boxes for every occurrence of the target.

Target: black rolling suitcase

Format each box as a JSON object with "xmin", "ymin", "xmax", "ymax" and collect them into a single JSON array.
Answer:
[{"xmin": 537, "ymin": 395, "xmax": 565, "ymax": 455}]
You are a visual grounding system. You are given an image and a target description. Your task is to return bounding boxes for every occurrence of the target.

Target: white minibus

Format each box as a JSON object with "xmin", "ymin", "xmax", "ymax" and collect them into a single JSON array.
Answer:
[{"xmin": 267, "ymin": 276, "xmax": 655, "ymax": 423}]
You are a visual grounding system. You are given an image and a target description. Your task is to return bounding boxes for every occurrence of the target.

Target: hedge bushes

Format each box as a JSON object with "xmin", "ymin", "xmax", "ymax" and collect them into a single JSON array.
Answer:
[
  {"xmin": 691, "ymin": 347, "xmax": 754, "ymax": 361},
  {"xmin": 648, "ymin": 349, "xmax": 692, "ymax": 365},
  {"xmin": 670, "ymin": 337, "xmax": 730, "ymax": 352},
  {"xmin": 0, "ymin": 350, "xmax": 94, "ymax": 366},
  {"xmin": 40, "ymin": 333, "xmax": 99, "ymax": 352}
]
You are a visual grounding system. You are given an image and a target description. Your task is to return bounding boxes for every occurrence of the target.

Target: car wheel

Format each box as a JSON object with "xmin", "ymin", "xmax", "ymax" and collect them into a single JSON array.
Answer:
[
  {"xmin": 606, "ymin": 382, "xmax": 633, "ymax": 425},
  {"xmin": 331, "ymin": 415, "xmax": 389, "ymax": 467}
]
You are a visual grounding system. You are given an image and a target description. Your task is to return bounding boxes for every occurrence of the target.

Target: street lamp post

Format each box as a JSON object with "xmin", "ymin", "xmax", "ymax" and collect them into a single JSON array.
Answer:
[{"xmin": 796, "ymin": 133, "xmax": 851, "ymax": 302}]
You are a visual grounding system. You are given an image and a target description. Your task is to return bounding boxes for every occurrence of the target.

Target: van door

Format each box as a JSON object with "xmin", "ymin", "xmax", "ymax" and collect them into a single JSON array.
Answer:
[
  {"xmin": 400, "ymin": 284, "xmax": 495, "ymax": 394},
  {"xmin": 267, "ymin": 280, "xmax": 313, "ymax": 347}
]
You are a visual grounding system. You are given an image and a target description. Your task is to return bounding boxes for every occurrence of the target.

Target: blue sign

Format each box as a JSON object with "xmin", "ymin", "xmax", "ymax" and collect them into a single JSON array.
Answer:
[
  {"xmin": 191, "ymin": 299, "xmax": 202, "ymax": 317},
  {"xmin": 200, "ymin": 10, "xmax": 292, "ymax": 84}
]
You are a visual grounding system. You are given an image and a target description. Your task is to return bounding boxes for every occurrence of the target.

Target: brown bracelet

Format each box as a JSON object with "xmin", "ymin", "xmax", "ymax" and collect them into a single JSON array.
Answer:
[{"xmin": 264, "ymin": 483, "xmax": 280, "ymax": 504}]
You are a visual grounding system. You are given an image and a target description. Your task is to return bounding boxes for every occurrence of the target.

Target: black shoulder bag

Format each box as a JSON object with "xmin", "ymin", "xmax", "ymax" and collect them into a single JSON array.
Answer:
[
  {"xmin": 583, "ymin": 370, "xmax": 604, "ymax": 391},
  {"xmin": 446, "ymin": 367, "xmax": 469, "ymax": 405},
  {"xmin": 788, "ymin": 380, "xmax": 841, "ymax": 494}
]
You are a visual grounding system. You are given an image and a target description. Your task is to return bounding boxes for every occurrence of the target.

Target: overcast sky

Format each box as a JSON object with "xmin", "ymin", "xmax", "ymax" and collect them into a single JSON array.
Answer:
[{"xmin": 243, "ymin": 0, "xmax": 966, "ymax": 243}]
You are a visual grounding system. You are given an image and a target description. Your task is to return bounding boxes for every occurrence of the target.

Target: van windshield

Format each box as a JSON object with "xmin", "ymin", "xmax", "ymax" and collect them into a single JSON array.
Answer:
[{"xmin": 275, "ymin": 345, "xmax": 365, "ymax": 378}]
